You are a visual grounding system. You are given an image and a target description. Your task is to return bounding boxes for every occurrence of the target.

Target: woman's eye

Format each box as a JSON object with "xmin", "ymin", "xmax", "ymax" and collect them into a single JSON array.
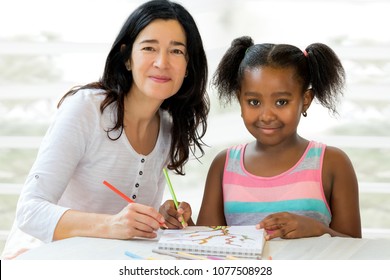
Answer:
[
  {"xmin": 248, "ymin": 100, "xmax": 260, "ymax": 106},
  {"xmin": 171, "ymin": 49, "xmax": 185, "ymax": 55},
  {"xmin": 142, "ymin": 47, "xmax": 155, "ymax": 52}
]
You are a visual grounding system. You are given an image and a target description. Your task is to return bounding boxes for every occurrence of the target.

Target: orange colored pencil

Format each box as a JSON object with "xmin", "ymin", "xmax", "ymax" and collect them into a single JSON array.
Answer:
[
  {"xmin": 103, "ymin": 180, "xmax": 168, "ymax": 228},
  {"xmin": 103, "ymin": 180, "xmax": 134, "ymax": 203}
]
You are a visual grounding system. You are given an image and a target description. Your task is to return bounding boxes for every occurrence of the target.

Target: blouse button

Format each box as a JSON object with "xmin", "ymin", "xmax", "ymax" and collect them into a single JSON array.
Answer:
[
  {"xmin": 141, "ymin": 158, "xmax": 145, "ymax": 163},
  {"xmin": 139, "ymin": 171, "xmax": 143, "ymax": 175},
  {"xmin": 135, "ymin": 183, "xmax": 139, "ymax": 188},
  {"xmin": 132, "ymin": 195, "xmax": 136, "ymax": 200}
]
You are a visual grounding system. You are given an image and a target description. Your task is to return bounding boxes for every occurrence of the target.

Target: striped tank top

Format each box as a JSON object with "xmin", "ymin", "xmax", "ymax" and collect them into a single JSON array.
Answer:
[{"xmin": 223, "ymin": 141, "xmax": 331, "ymax": 226}]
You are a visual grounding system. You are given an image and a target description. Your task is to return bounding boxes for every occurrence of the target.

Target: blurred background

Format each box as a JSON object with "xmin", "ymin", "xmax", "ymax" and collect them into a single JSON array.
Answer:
[{"xmin": 1, "ymin": 0, "xmax": 390, "ymax": 253}]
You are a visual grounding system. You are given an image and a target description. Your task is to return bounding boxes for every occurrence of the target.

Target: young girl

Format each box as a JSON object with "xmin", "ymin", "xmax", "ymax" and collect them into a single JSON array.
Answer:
[
  {"xmin": 196, "ymin": 36, "xmax": 361, "ymax": 240},
  {"xmin": 2, "ymin": 0, "xmax": 208, "ymax": 258}
]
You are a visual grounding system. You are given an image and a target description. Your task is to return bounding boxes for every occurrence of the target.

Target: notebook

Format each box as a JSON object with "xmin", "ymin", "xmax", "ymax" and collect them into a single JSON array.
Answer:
[{"xmin": 154, "ymin": 226, "xmax": 265, "ymax": 259}]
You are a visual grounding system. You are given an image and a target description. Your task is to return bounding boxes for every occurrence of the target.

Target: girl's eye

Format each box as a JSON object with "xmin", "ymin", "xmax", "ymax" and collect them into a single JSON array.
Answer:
[
  {"xmin": 276, "ymin": 100, "xmax": 288, "ymax": 106},
  {"xmin": 248, "ymin": 100, "xmax": 260, "ymax": 106}
]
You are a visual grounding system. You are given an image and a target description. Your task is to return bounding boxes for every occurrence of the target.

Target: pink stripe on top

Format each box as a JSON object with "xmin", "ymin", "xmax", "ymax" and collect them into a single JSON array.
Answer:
[
  {"xmin": 224, "ymin": 181, "xmax": 324, "ymax": 202},
  {"xmin": 222, "ymin": 141, "xmax": 332, "ymax": 226}
]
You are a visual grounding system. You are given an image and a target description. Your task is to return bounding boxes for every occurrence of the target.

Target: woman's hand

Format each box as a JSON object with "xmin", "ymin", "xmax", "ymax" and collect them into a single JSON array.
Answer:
[
  {"xmin": 159, "ymin": 200, "xmax": 193, "ymax": 228},
  {"xmin": 106, "ymin": 203, "xmax": 167, "ymax": 239},
  {"xmin": 256, "ymin": 212, "xmax": 327, "ymax": 240}
]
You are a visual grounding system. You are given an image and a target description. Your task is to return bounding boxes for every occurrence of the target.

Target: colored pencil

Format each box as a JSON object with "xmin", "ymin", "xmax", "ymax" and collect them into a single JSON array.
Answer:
[
  {"xmin": 152, "ymin": 249, "xmax": 229, "ymax": 260},
  {"xmin": 162, "ymin": 168, "xmax": 185, "ymax": 226},
  {"xmin": 152, "ymin": 249, "xmax": 207, "ymax": 260},
  {"xmin": 124, "ymin": 250, "xmax": 143, "ymax": 259},
  {"xmin": 103, "ymin": 180, "xmax": 134, "ymax": 203},
  {"xmin": 177, "ymin": 251, "xmax": 208, "ymax": 260},
  {"xmin": 103, "ymin": 180, "xmax": 168, "ymax": 228}
]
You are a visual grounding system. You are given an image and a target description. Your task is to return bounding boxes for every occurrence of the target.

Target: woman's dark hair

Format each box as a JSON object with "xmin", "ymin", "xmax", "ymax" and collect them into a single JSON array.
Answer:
[
  {"xmin": 58, "ymin": 0, "xmax": 209, "ymax": 175},
  {"xmin": 213, "ymin": 36, "xmax": 345, "ymax": 114}
]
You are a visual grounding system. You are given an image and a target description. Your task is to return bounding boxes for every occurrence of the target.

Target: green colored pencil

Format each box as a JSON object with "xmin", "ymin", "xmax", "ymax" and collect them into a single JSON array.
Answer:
[{"xmin": 163, "ymin": 168, "xmax": 185, "ymax": 226}]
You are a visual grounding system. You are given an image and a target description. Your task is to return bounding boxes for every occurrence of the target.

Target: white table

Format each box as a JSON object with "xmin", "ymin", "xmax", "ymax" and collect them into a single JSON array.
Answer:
[{"xmin": 15, "ymin": 232, "xmax": 390, "ymax": 260}]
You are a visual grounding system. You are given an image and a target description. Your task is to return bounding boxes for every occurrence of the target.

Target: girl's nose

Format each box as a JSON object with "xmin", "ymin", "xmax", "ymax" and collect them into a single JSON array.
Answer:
[{"xmin": 259, "ymin": 106, "xmax": 276, "ymax": 123}]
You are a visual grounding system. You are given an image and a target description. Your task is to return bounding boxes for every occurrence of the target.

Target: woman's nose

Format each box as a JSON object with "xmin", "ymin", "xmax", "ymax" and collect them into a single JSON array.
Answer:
[{"xmin": 153, "ymin": 52, "xmax": 168, "ymax": 69}]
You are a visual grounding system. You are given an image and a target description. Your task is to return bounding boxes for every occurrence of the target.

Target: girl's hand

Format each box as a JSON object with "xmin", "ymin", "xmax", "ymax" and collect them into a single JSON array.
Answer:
[
  {"xmin": 159, "ymin": 200, "xmax": 192, "ymax": 229},
  {"xmin": 107, "ymin": 203, "xmax": 166, "ymax": 239},
  {"xmin": 256, "ymin": 212, "xmax": 327, "ymax": 240}
]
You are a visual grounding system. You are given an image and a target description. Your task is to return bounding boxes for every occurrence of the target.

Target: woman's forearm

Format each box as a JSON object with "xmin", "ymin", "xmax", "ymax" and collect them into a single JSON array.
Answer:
[{"xmin": 53, "ymin": 209, "xmax": 111, "ymax": 240}]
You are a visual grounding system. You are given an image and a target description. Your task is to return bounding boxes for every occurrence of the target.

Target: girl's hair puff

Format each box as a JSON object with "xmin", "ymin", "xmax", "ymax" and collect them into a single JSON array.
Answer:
[
  {"xmin": 305, "ymin": 43, "xmax": 345, "ymax": 114},
  {"xmin": 212, "ymin": 36, "xmax": 254, "ymax": 104},
  {"xmin": 213, "ymin": 36, "xmax": 345, "ymax": 114}
]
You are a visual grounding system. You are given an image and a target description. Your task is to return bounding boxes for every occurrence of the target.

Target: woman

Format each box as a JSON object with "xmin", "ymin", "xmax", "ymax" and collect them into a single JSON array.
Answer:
[{"xmin": 2, "ymin": 0, "xmax": 209, "ymax": 259}]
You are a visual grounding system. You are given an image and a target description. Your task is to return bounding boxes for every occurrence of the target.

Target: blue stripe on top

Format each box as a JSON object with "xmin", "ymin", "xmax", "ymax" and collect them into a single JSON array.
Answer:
[
  {"xmin": 225, "ymin": 199, "xmax": 330, "ymax": 219},
  {"xmin": 223, "ymin": 141, "xmax": 332, "ymax": 226}
]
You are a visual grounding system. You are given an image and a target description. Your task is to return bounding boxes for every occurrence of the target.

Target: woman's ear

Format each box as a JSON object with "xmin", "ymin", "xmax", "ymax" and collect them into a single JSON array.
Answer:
[
  {"xmin": 120, "ymin": 44, "xmax": 131, "ymax": 71},
  {"xmin": 120, "ymin": 44, "xmax": 126, "ymax": 53}
]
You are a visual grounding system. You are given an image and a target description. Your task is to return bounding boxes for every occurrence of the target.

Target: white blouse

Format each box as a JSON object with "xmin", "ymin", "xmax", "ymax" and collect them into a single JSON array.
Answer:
[{"xmin": 2, "ymin": 89, "xmax": 172, "ymax": 257}]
